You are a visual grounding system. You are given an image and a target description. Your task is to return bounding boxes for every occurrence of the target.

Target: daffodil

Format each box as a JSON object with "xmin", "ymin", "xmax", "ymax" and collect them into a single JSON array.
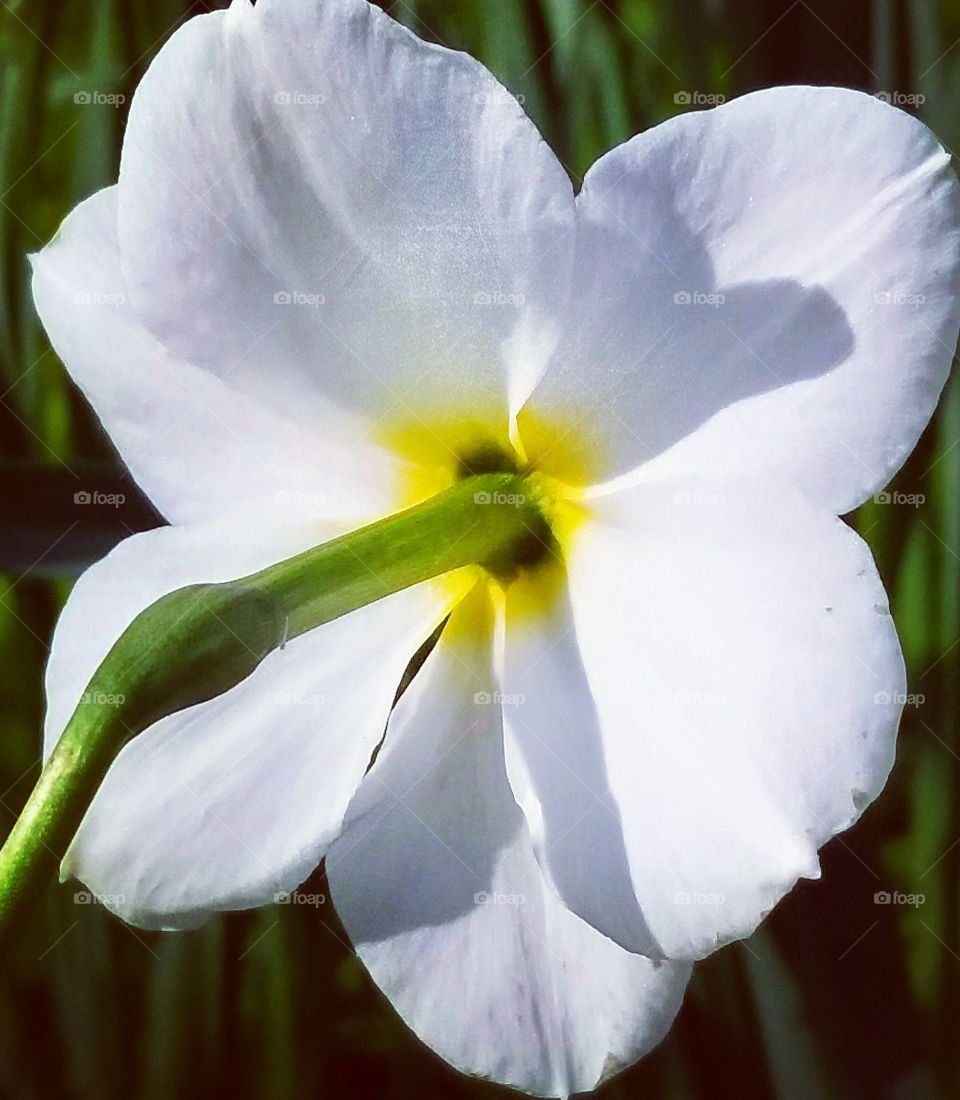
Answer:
[{"xmin": 29, "ymin": 0, "xmax": 960, "ymax": 1094}]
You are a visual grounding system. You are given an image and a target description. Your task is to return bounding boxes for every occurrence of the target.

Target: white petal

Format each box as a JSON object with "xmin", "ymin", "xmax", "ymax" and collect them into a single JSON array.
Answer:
[
  {"xmin": 327, "ymin": 591, "xmax": 690, "ymax": 1097},
  {"xmin": 31, "ymin": 186, "xmax": 402, "ymax": 525},
  {"xmin": 503, "ymin": 477, "xmax": 905, "ymax": 959},
  {"xmin": 117, "ymin": 0, "xmax": 574, "ymax": 431},
  {"xmin": 523, "ymin": 87, "xmax": 960, "ymax": 512},
  {"xmin": 46, "ymin": 519, "xmax": 459, "ymax": 930}
]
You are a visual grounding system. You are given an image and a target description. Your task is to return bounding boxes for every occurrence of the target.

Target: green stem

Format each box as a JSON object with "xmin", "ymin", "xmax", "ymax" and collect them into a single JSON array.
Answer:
[{"xmin": 0, "ymin": 471, "xmax": 546, "ymax": 933}]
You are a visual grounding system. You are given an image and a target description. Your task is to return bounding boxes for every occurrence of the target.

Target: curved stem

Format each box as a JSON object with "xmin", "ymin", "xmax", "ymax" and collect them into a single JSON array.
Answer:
[{"xmin": 0, "ymin": 471, "xmax": 546, "ymax": 932}]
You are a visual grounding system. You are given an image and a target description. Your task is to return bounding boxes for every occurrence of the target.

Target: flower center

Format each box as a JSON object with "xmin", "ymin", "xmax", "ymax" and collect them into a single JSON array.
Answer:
[
  {"xmin": 375, "ymin": 406, "xmax": 593, "ymax": 600},
  {"xmin": 454, "ymin": 441, "xmax": 558, "ymax": 582}
]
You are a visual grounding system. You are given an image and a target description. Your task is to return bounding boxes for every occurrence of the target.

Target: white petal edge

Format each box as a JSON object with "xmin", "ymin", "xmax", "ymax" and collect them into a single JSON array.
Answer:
[
  {"xmin": 327, "ymin": 588, "xmax": 690, "ymax": 1096},
  {"xmin": 47, "ymin": 518, "xmax": 465, "ymax": 930},
  {"xmin": 523, "ymin": 86, "xmax": 960, "ymax": 513},
  {"xmin": 117, "ymin": 0, "xmax": 575, "ymax": 435},
  {"xmin": 502, "ymin": 475, "xmax": 905, "ymax": 959},
  {"xmin": 31, "ymin": 186, "xmax": 405, "ymax": 526}
]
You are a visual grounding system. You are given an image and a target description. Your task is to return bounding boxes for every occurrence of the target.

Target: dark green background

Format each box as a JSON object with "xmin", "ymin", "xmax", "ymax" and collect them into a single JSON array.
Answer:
[{"xmin": 2, "ymin": 1, "xmax": 960, "ymax": 1097}]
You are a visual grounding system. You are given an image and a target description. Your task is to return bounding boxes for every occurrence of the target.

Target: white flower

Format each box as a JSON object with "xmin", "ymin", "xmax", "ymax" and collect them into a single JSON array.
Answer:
[{"xmin": 30, "ymin": 0, "xmax": 960, "ymax": 1094}]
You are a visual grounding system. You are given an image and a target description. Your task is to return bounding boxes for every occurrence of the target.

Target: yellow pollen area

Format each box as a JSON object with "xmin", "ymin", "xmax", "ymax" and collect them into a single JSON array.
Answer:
[
  {"xmin": 515, "ymin": 403, "xmax": 608, "ymax": 489},
  {"xmin": 373, "ymin": 402, "xmax": 600, "ymax": 632}
]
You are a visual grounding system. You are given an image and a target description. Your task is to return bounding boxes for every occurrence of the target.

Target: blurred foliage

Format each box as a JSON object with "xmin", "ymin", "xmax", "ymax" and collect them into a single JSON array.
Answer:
[{"xmin": 1, "ymin": 1, "xmax": 960, "ymax": 1098}]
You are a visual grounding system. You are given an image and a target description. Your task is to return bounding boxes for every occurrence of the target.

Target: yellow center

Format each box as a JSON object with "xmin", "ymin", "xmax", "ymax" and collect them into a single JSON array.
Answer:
[{"xmin": 374, "ymin": 402, "xmax": 601, "ymax": 626}]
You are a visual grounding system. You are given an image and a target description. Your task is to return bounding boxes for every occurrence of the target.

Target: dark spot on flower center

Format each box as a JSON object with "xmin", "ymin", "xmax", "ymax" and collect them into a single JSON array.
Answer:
[
  {"xmin": 455, "ymin": 442, "xmax": 557, "ymax": 582},
  {"xmin": 455, "ymin": 442, "xmax": 520, "ymax": 479}
]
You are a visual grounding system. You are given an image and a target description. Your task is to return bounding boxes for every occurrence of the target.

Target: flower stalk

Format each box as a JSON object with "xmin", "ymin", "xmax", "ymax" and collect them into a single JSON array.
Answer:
[{"xmin": 0, "ymin": 471, "xmax": 546, "ymax": 933}]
